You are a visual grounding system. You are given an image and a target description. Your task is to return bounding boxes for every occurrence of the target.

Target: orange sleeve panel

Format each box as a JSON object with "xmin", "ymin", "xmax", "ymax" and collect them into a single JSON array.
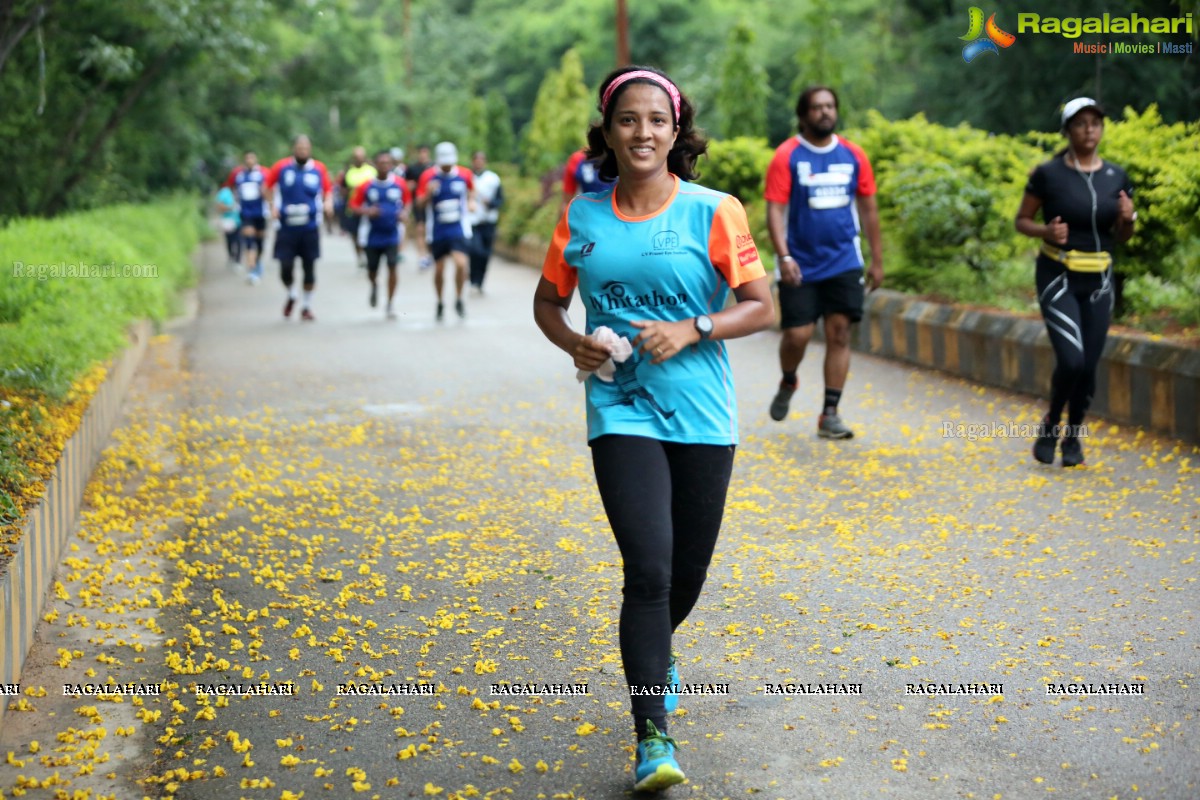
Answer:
[
  {"xmin": 541, "ymin": 206, "xmax": 578, "ymax": 298},
  {"xmin": 708, "ymin": 195, "xmax": 766, "ymax": 289}
]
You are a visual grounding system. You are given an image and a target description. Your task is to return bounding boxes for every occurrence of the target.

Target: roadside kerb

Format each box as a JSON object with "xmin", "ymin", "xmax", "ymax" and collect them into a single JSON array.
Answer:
[{"xmin": 0, "ymin": 320, "xmax": 151, "ymax": 729}]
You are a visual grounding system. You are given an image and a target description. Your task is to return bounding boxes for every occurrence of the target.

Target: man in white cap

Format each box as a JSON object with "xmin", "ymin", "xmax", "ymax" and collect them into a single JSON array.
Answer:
[{"xmin": 416, "ymin": 142, "xmax": 475, "ymax": 320}]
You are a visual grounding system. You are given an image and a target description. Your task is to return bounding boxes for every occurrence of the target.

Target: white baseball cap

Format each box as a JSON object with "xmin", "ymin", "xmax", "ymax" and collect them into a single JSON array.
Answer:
[
  {"xmin": 1061, "ymin": 97, "xmax": 1105, "ymax": 129},
  {"xmin": 434, "ymin": 142, "xmax": 458, "ymax": 166}
]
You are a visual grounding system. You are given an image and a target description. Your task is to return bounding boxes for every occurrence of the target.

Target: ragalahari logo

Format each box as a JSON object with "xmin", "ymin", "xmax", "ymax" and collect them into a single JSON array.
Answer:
[{"xmin": 960, "ymin": 7, "xmax": 1017, "ymax": 62}]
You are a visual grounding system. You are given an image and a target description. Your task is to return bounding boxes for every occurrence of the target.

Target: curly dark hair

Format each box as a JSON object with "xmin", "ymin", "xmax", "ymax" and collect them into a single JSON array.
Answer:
[{"xmin": 585, "ymin": 65, "xmax": 707, "ymax": 182}]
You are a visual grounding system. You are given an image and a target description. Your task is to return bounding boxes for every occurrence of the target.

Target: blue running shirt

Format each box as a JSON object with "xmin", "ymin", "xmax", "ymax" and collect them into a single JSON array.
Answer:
[
  {"xmin": 542, "ymin": 176, "xmax": 766, "ymax": 445},
  {"xmin": 764, "ymin": 135, "xmax": 876, "ymax": 282}
]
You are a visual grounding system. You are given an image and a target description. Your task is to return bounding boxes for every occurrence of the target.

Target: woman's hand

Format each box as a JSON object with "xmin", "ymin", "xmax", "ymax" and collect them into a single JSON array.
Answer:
[
  {"xmin": 1117, "ymin": 190, "xmax": 1135, "ymax": 224},
  {"xmin": 573, "ymin": 334, "xmax": 614, "ymax": 373},
  {"xmin": 631, "ymin": 319, "xmax": 699, "ymax": 365},
  {"xmin": 1044, "ymin": 216, "xmax": 1068, "ymax": 245}
]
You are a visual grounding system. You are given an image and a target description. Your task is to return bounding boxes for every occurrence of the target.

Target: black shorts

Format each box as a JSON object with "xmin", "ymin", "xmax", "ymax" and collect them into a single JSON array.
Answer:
[
  {"xmin": 779, "ymin": 268, "xmax": 865, "ymax": 328},
  {"xmin": 365, "ymin": 245, "xmax": 399, "ymax": 272},
  {"xmin": 430, "ymin": 237, "xmax": 470, "ymax": 260},
  {"xmin": 241, "ymin": 216, "xmax": 267, "ymax": 233},
  {"xmin": 274, "ymin": 227, "xmax": 320, "ymax": 263}
]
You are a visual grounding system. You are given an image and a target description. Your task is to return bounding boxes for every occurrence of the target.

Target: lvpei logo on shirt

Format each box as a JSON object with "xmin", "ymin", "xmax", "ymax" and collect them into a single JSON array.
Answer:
[{"xmin": 960, "ymin": 7, "xmax": 1016, "ymax": 62}]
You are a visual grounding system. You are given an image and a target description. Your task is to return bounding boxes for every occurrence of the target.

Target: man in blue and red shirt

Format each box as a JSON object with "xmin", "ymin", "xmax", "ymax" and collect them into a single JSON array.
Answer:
[
  {"xmin": 265, "ymin": 135, "xmax": 333, "ymax": 322},
  {"xmin": 350, "ymin": 150, "xmax": 411, "ymax": 319},
  {"xmin": 416, "ymin": 142, "xmax": 475, "ymax": 321},
  {"xmin": 763, "ymin": 86, "xmax": 883, "ymax": 439},
  {"xmin": 223, "ymin": 151, "xmax": 269, "ymax": 283},
  {"xmin": 560, "ymin": 147, "xmax": 615, "ymax": 217}
]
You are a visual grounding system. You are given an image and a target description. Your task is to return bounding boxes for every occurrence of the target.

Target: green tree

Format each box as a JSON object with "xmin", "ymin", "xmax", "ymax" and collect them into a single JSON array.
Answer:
[
  {"xmin": 466, "ymin": 95, "xmax": 489, "ymax": 157},
  {"xmin": 715, "ymin": 22, "xmax": 768, "ymax": 139},
  {"xmin": 485, "ymin": 90, "xmax": 517, "ymax": 163},
  {"xmin": 521, "ymin": 48, "xmax": 592, "ymax": 177}
]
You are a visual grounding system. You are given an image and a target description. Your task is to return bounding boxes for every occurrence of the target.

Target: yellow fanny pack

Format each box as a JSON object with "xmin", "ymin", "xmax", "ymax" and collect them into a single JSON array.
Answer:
[{"xmin": 1040, "ymin": 243, "xmax": 1112, "ymax": 273}]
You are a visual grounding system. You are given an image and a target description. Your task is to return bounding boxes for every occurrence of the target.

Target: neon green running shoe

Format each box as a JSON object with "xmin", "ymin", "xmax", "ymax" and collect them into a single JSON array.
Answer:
[{"xmin": 634, "ymin": 720, "xmax": 685, "ymax": 792}]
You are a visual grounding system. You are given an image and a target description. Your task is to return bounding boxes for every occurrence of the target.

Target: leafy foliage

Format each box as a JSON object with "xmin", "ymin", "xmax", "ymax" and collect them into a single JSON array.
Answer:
[
  {"xmin": 715, "ymin": 22, "xmax": 768, "ymax": 140},
  {"xmin": 521, "ymin": 48, "xmax": 594, "ymax": 178}
]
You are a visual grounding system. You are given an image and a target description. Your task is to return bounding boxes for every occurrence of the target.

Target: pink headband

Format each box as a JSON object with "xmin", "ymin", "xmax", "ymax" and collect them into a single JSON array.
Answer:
[{"xmin": 601, "ymin": 70, "xmax": 681, "ymax": 122}]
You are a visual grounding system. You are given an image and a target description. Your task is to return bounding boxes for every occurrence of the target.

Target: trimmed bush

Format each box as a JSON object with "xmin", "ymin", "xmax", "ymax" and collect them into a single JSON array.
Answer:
[{"xmin": 0, "ymin": 195, "xmax": 202, "ymax": 398}]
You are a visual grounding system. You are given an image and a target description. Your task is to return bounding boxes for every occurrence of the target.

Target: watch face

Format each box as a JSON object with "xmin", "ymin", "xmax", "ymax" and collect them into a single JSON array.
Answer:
[{"xmin": 696, "ymin": 315, "xmax": 713, "ymax": 337}]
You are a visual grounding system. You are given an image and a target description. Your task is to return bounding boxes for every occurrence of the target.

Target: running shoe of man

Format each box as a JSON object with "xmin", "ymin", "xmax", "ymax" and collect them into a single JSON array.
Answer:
[
  {"xmin": 419, "ymin": 255, "xmax": 434, "ymax": 272},
  {"xmin": 436, "ymin": 302, "xmax": 444, "ymax": 321},
  {"xmin": 817, "ymin": 413, "xmax": 854, "ymax": 439},
  {"xmin": 369, "ymin": 284, "xmax": 378, "ymax": 308},
  {"xmin": 283, "ymin": 297, "xmax": 295, "ymax": 318},
  {"xmin": 301, "ymin": 308, "xmax": 315, "ymax": 322},
  {"xmin": 455, "ymin": 298, "xmax": 465, "ymax": 318},
  {"xmin": 769, "ymin": 380, "xmax": 797, "ymax": 421}
]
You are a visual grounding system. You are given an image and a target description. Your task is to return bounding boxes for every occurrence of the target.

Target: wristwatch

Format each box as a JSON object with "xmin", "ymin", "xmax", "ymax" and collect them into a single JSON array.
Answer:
[{"xmin": 694, "ymin": 314, "xmax": 714, "ymax": 340}]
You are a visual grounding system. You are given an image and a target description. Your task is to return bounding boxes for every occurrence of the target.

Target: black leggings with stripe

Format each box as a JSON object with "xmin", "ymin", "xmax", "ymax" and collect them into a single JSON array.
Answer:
[
  {"xmin": 1036, "ymin": 262, "xmax": 1112, "ymax": 428},
  {"xmin": 590, "ymin": 435, "xmax": 735, "ymax": 736}
]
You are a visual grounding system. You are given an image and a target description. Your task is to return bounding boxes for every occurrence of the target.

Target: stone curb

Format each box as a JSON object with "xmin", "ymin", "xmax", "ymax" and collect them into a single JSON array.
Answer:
[
  {"xmin": 0, "ymin": 320, "xmax": 151, "ymax": 729},
  {"xmin": 497, "ymin": 239, "xmax": 1199, "ymax": 443}
]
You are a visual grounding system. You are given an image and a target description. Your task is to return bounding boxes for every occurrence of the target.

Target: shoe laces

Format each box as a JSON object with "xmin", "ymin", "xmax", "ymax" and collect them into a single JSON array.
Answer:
[{"xmin": 639, "ymin": 721, "xmax": 678, "ymax": 761}]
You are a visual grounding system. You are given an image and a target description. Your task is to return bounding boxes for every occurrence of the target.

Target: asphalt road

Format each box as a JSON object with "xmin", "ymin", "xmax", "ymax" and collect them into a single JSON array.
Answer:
[{"xmin": 2, "ymin": 229, "xmax": 1197, "ymax": 800}]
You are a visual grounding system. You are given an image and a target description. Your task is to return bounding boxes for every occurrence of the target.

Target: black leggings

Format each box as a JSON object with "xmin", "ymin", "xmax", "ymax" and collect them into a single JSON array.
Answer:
[
  {"xmin": 1037, "ymin": 265, "xmax": 1112, "ymax": 428},
  {"xmin": 590, "ymin": 435, "xmax": 735, "ymax": 734}
]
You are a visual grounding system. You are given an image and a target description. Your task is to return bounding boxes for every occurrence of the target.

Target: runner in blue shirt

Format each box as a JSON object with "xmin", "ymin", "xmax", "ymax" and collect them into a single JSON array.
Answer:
[
  {"xmin": 416, "ymin": 143, "xmax": 475, "ymax": 320},
  {"xmin": 265, "ymin": 135, "xmax": 333, "ymax": 322},
  {"xmin": 350, "ymin": 150, "xmax": 412, "ymax": 319}
]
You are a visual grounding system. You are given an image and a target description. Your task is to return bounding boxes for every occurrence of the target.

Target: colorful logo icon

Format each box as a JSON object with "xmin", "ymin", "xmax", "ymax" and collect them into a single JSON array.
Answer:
[{"xmin": 960, "ymin": 7, "xmax": 1016, "ymax": 62}]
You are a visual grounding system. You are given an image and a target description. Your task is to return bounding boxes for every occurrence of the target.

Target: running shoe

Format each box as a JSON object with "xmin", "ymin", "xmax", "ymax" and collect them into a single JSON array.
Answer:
[
  {"xmin": 369, "ymin": 284, "xmax": 378, "ymax": 308},
  {"xmin": 634, "ymin": 721, "xmax": 685, "ymax": 792},
  {"xmin": 769, "ymin": 380, "xmax": 796, "ymax": 421},
  {"xmin": 436, "ymin": 302, "xmax": 444, "ymax": 321},
  {"xmin": 300, "ymin": 308, "xmax": 315, "ymax": 322},
  {"xmin": 817, "ymin": 413, "xmax": 854, "ymax": 439},
  {"xmin": 283, "ymin": 297, "xmax": 295, "ymax": 318},
  {"xmin": 664, "ymin": 653, "xmax": 680, "ymax": 714},
  {"xmin": 1060, "ymin": 435, "xmax": 1085, "ymax": 467},
  {"xmin": 419, "ymin": 256, "xmax": 434, "ymax": 272},
  {"xmin": 455, "ymin": 298, "xmax": 465, "ymax": 318},
  {"xmin": 1032, "ymin": 415, "xmax": 1057, "ymax": 464},
  {"xmin": 386, "ymin": 307, "xmax": 397, "ymax": 320}
]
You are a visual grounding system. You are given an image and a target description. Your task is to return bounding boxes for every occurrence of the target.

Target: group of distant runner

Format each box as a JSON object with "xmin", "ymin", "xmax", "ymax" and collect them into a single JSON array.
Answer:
[{"xmin": 215, "ymin": 136, "xmax": 504, "ymax": 322}]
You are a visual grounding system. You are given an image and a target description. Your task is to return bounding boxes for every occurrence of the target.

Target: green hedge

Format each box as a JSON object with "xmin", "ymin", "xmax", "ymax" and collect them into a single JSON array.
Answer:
[
  {"xmin": 0, "ymin": 195, "xmax": 203, "ymax": 398},
  {"xmin": 498, "ymin": 110, "xmax": 1200, "ymax": 329}
]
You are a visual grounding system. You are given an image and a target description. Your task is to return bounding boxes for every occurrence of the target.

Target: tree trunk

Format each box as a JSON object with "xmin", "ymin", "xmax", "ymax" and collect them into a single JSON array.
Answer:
[
  {"xmin": 41, "ymin": 44, "xmax": 177, "ymax": 216},
  {"xmin": 0, "ymin": 1, "xmax": 48, "ymax": 77}
]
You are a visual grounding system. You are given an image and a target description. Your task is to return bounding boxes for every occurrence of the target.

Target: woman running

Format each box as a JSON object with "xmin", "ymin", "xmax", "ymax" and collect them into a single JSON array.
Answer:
[
  {"xmin": 533, "ymin": 65, "xmax": 774, "ymax": 791},
  {"xmin": 1016, "ymin": 97, "xmax": 1135, "ymax": 467}
]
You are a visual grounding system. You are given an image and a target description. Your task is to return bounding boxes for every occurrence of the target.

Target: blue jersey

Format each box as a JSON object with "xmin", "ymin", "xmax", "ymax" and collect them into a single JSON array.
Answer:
[
  {"xmin": 233, "ymin": 167, "xmax": 267, "ymax": 219},
  {"xmin": 266, "ymin": 157, "xmax": 332, "ymax": 232},
  {"xmin": 764, "ymin": 135, "xmax": 877, "ymax": 282},
  {"xmin": 542, "ymin": 176, "xmax": 766, "ymax": 445},
  {"xmin": 564, "ymin": 149, "xmax": 615, "ymax": 196},
  {"xmin": 350, "ymin": 176, "xmax": 410, "ymax": 248},
  {"xmin": 418, "ymin": 166, "xmax": 474, "ymax": 242}
]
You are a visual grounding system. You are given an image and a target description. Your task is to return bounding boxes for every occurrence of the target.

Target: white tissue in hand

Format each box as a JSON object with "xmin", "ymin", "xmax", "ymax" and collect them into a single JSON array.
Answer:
[{"xmin": 577, "ymin": 326, "xmax": 633, "ymax": 382}]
